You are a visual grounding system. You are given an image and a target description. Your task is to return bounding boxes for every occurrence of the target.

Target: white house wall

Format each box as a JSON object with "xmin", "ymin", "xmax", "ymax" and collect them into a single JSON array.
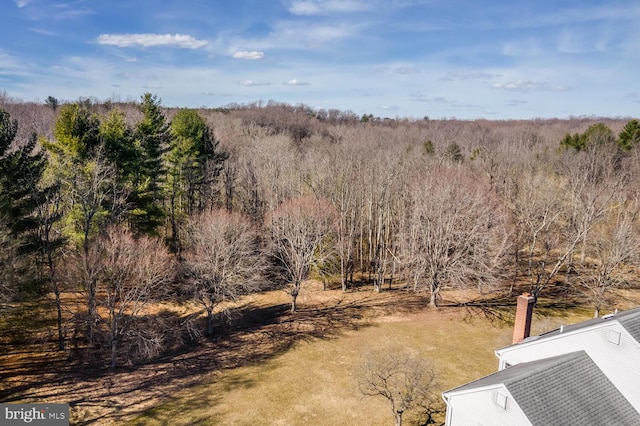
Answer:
[
  {"xmin": 445, "ymin": 385, "xmax": 532, "ymax": 426},
  {"xmin": 497, "ymin": 321, "xmax": 640, "ymax": 411}
]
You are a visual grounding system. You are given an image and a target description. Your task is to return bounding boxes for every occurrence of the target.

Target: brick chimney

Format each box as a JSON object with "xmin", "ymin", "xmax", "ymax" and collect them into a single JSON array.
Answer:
[{"xmin": 512, "ymin": 293, "xmax": 535, "ymax": 344}]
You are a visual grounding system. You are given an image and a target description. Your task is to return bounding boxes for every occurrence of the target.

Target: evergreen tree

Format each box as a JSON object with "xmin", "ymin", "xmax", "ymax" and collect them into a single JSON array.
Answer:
[
  {"xmin": 44, "ymin": 103, "xmax": 120, "ymax": 343},
  {"xmin": 49, "ymin": 103, "xmax": 100, "ymax": 160},
  {"xmin": 130, "ymin": 93, "xmax": 170, "ymax": 235},
  {"xmin": 0, "ymin": 108, "xmax": 58, "ymax": 303},
  {"xmin": 618, "ymin": 119, "xmax": 640, "ymax": 151},
  {"xmin": 165, "ymin": 109, "xmax": 227, "ymax": 252},
  {"xmin": 100, "ymin": 109, "xmax": 138, "ymax": 179},
  {"xmin": 560, "ymin": 123, "xmax": 615, "ymax": 151},
  {"xmin": 0, "ymin": 109, "xmax": 49, "ymax": 255}
]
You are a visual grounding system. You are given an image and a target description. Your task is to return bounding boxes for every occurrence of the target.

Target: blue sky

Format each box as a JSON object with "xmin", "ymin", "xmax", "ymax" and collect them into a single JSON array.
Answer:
[{"xmin": 1, "ymin": 0, "xmax": 639, "ymax": 119}]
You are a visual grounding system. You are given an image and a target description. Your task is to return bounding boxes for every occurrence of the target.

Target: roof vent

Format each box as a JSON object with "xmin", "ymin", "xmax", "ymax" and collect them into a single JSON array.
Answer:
[
  {"xmin": 607, "ymin": 329, "xmax": 621, "ymax": 345},
  {"xmin": 495, "ymin": 392, "xmax": 508, "ymax": 410},
  {"xmin": 603, "ymin": 314, "xmax": 615, "ymax": 319}
]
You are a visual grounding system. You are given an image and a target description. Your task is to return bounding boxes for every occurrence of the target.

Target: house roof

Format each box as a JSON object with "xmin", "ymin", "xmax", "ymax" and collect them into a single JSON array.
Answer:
[
  {"xmin": 497, "ymin": 307, "xmax": 640, "ymax": 351},
  {"xmin": 538, "ymin": 307, "xmax": 640, "ymax": 341},
  {"xmin": 444, "ymin": 351, "xmax": 640, "ymax": 426}
]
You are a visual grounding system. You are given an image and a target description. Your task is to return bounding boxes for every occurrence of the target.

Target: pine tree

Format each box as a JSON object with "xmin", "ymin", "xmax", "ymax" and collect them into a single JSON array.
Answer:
[
  {"xmin": 618, "ymin": 119, "xmax": 640, "ymax": 151},
  {"xmin": 165, "ymin": 108, "xmax": 228, "ymax": 252},
  {"xmin": 130, "ymin": 93, "xmax": 170, "ymax": 235},
  {"xmin": 0, "ymin": 109, "xmax": 48, "ymax": 255},
  {"xmin": 0, "ymin": 108, "xmax": 59, "ymax": 304}
]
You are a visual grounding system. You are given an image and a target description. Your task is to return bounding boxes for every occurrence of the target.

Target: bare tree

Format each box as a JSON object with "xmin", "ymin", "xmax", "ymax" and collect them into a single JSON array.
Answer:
[
  {"xmin": 357, "ymin": 347, "xmax": 438, "ymax": 426},
  {"xmin": 511, "ymin": 169, "xmax": 572, "ymax": 302},
  {"xmin": 577, "ymin": 199, "xmax": 640, "ymax": 317},
  {"xmin": 400, "ymin": 168, "xmax": 507, "ymax": 307},
  {"xmin": 93, "ymin": 226, "xmax": 174, "ymax": 368},
  {"xmin": 183, "ymin": 209, "xmax": 265, "ymax": 336},
  {"xmin": 320, "ymin": 146, "xmax": 363, "ymax": 291},
  {"xmin": 268, "ymin": 196, "xmax": 336, "ymax": 312},
  {"xmin": 510, "ymin": 144, "xmax": 625, "ymax": 303},
  {"xmin": 65, "ymin": 152, "xmax": 124, "ymax": 343}
]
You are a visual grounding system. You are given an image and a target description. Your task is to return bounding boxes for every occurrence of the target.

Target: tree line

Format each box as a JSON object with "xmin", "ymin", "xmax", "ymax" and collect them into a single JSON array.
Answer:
[{"xmin": 1, "ymin": 93, "xmax": 640, "ymax": 368}]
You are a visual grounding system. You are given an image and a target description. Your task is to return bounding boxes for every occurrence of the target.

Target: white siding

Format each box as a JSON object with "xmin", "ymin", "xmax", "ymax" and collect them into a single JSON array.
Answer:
[
  {"xmin": 497, "ymin": 321, "xmax": 640, "ymax": 411},
  {"xmin": 445, "ymin": 385, "xmax": 532, "ymax": 426}
]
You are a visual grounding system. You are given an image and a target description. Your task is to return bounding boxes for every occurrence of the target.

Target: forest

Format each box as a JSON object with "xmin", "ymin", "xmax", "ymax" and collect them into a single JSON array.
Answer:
[{"xmin": 1, "ymin": 91, "xmax": 640, "ymax": 371}]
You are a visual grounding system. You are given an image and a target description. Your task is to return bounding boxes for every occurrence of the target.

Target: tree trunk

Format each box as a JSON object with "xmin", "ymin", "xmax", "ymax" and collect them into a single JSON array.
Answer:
[
  {"xmin": 394, "ymin": 411, "xmax": 403, "ymax": 426},
  {"xmin": 48, "ymin": 252, "xmax": 64, "ymax": 351},
  {"xmin": 291, "ymin": 284, "xmax": 300, "ymax": 313},
  {"xmin": 429, "ymin": 291, "xmax": 438, "ymax": 308},
  {"xmin": 110, "ymin": 337, "xmax": 118, "ymax": 369},
  {"xmin": 87, "ymin": 278, "xmax": 97, "ymax": 344},
  {"xmin": 429, "ymin": 278, "xmax": 439, "ymax": 308},
  {"xmin": 206, "ymin": 308, "xmax": 215, "ymax": 336},
  {"xmin": 53, "ymin": 279, "xmax": 64, "ymax": 351}
]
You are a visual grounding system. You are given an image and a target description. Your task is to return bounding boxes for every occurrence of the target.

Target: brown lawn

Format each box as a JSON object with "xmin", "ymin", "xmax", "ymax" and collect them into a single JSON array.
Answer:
[{"xmin": 1, "ymin": 280, "xmax": 636, "ymax": 425}]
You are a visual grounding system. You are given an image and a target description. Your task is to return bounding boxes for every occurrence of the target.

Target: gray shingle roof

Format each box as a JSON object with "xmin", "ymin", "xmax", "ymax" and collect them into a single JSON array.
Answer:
[
  {"xmin": 616, "ymin": 308, "xmax": 640, "ymax": 343},
  {"xmin": 444, "ymin": 351, "xmax": 640, "ymax": 426},
  {"xmin": 536, "ymin": 307, "xmax": 640, "ymax": 341}
]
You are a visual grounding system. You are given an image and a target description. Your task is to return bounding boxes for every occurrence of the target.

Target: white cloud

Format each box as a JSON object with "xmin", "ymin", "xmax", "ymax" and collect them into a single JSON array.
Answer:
[
  {"xmin": 410, "ymin": 92, "xmax": 450, "ymax": 103},
  {"xmin": 95, "ymin": 33, "xmax": 209, "ymax": 49},
  {"xmin": 288, "ymin": 0, "xmax": 369, "ymax": 15},
  {"xmin": 441, "ymin": 71, "xmax": 499, "ymax": 81},
  {"xmin": 0, "ymin": 51, "xmax": 23, "ymax": 71},
  {"xmin": 14, "ymin": 0, "xmax": 29, "ymax": 8},
  {"xmin": 226, "ymin": 21, "xmax": 360, "ymax": 53},
  {"xmin": 375, "ymin": 65, "xmax": 421, "ymax": 75},
  {"xmin": 394, "ymin": 66, "xmax": 420, "ymax": 75},
  {"xmin": 626, "ymin": 93, "xmax": 640, "ymax": 103},
  {"xmin": 30, "ymin": 28, "xmax": 57, "ymax": 36},
  {"xmin": 505, "ymin": 99, "xmax": 528, "ymax": 106},
  {"xmin": 238, "ymin": 80, "xmax": 271, "ymax": 87},
  {"xmin": 284, "ymin": 79, "xmax": 310, "ymax": 86},
  {"xmin": 232, "ymin": 51, "xmax": 265, "ymax": 60},
  {"xmin": 492, "ymin": 79, "xmax": 570, "ymax": 93},
  {"xmin": 507, "ymin": 5, "xmax": 635, "ymax": 30}
]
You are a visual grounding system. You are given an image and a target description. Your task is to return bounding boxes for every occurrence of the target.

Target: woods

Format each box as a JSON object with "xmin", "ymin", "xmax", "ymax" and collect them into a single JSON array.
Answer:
[{"xmin": 1, "ymin": 94, "xmax": 640, "ymax": 368}]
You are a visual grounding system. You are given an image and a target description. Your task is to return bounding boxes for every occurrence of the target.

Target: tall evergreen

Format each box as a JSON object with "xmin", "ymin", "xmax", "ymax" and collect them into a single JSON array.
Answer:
[
  {"xmin": 131, "ymin": 93, "xmax": 170, "ymax": 235},
  {"xmin": 50, "ymin": 103, "xmax": 101, "ymax": 160},
  {"xmin": 0, "ymin": 109, "xmax": 49, "ymax": 255},
  {"xmin": 0, "ymin": 108, "xmax": 60, "ymax": 306},
  {"xmin": 165, "ymin": 108, "xmax": 227, "ymax": 252},
  {"xmin": 44, "ymin": 102, "xmax": 117, "ymax": 343}
]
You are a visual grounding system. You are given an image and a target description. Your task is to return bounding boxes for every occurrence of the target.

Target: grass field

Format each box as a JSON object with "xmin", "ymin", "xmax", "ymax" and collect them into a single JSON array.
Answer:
[
  {"xmin": 0, "ymin": 280, "xmax": 626, "ymax": 425},
  {"xmin": 125, "ymin": 285, "xmax": 596, "ymax": 426}
]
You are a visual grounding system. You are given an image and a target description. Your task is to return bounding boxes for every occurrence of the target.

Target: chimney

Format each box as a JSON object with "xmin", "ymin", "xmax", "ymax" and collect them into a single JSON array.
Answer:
[{"xmin": 512, "ymin": 293, "xmax": 535, "ymax": 344}]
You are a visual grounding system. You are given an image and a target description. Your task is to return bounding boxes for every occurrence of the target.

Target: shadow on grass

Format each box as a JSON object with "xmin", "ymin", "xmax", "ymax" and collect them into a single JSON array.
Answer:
[
  {"xmin": 0, "ymin": 289, "xmax": 427, "ymax": 425},
  {"xmin": 439, "ymin": 282, "xmax": 585, "ymax": 326}
]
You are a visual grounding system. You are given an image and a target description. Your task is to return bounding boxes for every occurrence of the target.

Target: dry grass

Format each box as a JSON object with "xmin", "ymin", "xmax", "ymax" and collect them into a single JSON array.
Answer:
[{"xmin": 1, "ymin": 279, "xmax": 637, "ymax": 425}]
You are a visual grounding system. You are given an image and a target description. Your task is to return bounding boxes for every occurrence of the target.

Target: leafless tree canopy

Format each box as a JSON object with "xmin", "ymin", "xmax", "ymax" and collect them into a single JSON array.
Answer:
[
  {"xmin": 268, "ymin": 196, "xmax": 337, "ymax": 312},
  {"xmin": 2, "ymin": 97, "xmax": 640, "ymax": 366},
  {"xmin": 398, "ymin": 167, "xmax": 509, "ymax": 306},
  {"xmin": 94, "ymin": 226, "xmax": 174, "ymax": 368},
  {"xmin": 357, "ymin": 347, "xmax": 439, "ymax": 426},
  {"xmin": 183, "ymin": 209, "xmax": 265, "ymax": 335}
]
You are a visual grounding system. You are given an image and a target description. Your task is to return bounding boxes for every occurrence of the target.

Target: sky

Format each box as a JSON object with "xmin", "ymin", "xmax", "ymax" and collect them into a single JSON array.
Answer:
[{"xmin": 1, "ymin": 0, "xmax": 639, "ymax": 119}]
